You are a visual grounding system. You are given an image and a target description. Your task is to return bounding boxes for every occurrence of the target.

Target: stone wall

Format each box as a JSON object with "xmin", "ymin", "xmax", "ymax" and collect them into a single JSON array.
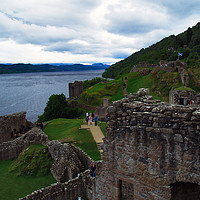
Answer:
[
  {"xmin": 19, "ymin": 170, "xmax": 95, "ymax": 200},
  {"xmin": 169, "ymin": 89, "xmax": 200, "ymax": 106},
  {"xmin": 71, "ymin": 144, "xmax": 94, "ymax": 170},
  {"xmin": 155, "ymin": 60, "xmax": 189, "ymax": 86},
  {"xmin": 0, "ymin": 112, "xmax": 32, "ymax": 143},
  {"xmin": 69, "ymin": 81, "xmax": 83, "ymax": 98},
  {"xmin": 95, "ymin": 92, "xmax": 200, "ymax": 199},
  {"xmin": 47, "ymin": 141, "xmax": 93, "ymax": 183},
  {"xmin": 0, "ymin": 127, "xmax": 48, "ymax": 160}
]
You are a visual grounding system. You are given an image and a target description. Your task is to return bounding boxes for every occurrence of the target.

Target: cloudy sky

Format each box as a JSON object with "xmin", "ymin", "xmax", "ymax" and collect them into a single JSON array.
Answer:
[{"xmin": 0, "ymin": 0, "xmax": 199, "ymax": 64}]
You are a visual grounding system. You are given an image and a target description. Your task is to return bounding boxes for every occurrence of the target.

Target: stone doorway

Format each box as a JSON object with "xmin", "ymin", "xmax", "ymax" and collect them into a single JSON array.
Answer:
[
  {"xmin": 119, "ymin": 180, "xmax": 134, "ymax": 200},
  {"xmin": 179, "ymin": 98, "xmax": 184, "ymax": 105},
  {"xmin": 170, "ymin": 182, "xmax": 200, "ymax": 200}
]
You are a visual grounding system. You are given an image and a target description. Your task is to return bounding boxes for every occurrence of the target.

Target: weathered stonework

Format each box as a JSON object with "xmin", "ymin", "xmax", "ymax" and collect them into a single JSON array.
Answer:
[
  {"xmin": 95, "ymin": 91, "xmax": 200, "ymax": 200},
  {"xmin": 0, "ymin": 112, "xmax": 96, "ymax": 200},
  {"xmin": 169, "ymin": 88, "xmax": 200, "ymax": 106},
  {"xmin": 69, "ymin": 81, "xmax": 83, "ymax": 98},
  {"xmin": 19, "ymin": 170, "xmax": 96, "ymax": 200},
  {"xmin": 156, "ymin": 60, "xmax": 189, "ymax": 86},
  {"xmin": 0, "ymin": 127, "xmax": 48, "ymax": 160},
  {"xmin": 47, "ymin": 140, "xmax": 94, "ymax": 183},
  {"xmin": 0, "ymin": 112, "xmax": 32, "ymax": 143}
]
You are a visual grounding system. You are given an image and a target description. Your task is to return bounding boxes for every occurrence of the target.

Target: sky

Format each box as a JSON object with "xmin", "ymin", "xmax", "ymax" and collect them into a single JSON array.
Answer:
[{"xmin": 0, "ymin": 0, "xmax": 199, "ymax": 64}]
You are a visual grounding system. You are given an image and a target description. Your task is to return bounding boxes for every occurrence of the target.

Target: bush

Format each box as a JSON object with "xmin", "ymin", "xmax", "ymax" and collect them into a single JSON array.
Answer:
[{"xmin": 83, "ymin": 77, "xmax": 107, "ymax": 89}]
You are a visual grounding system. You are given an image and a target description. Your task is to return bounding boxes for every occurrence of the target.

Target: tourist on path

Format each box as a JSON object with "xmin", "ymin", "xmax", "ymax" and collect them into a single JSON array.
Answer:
[
  {"xmin": 94, "ymin": 116, "xmax": 98, "ymax": 126},
  {"xmin": 86, "ymin": 115, "xmax": 89, "ymax": 125},
  {"xmin": 89, "ymin": 114, "xmax": 92, "ymax": 125}
]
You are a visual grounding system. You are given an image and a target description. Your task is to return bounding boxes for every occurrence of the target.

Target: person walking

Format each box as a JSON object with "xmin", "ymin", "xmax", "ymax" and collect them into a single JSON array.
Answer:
[
  {"xmin": 94, "ymin": 116, "xmax": 98, "ymax": 126},
  {"xmin": 89, "ymin": 114, "xmax": 92, "ymax": 125},
  {"xmin": 86, "ymin": 115, "xmax": 89, "ymax": 125}
]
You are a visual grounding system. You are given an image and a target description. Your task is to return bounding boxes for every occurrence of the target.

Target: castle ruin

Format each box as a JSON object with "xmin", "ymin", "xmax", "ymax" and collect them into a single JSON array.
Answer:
[
  {"xmin": 95, "ymin": 91, "xmax": 200, "ymax": 199},
  {"xmin": 1, "ymin": 90, "xmax": 200, "ymax": 199},
  {"xmin": 169, "ymin": 88, "xmax": 200, "ymax": 106},
  {"xmin": 0, "ymin": 112, "xmax": 32, "ymax": 143},
  {"xmin": 69, "ymin": 81, "xmax": 83, "ymax": 98}
]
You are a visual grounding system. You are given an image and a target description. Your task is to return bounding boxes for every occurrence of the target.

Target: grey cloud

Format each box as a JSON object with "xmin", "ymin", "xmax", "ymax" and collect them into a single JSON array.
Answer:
[
  {"xmin": 44, "ymin": 41, "xmax": 101, "ymax": 55},
  {"xmin": 106, "ymin": 20, "xmax": 159, "ymax": 36},
  {"xmin": 0, "ymin": 12, "xmax": 76, "ymax": 46},
  {"xmin": 151, "ymin": 0, "xmax": 200, "ymax": 17},
  {"xmin": 0, "ymin": 0, "xmax": 101, "ymax": 28}
]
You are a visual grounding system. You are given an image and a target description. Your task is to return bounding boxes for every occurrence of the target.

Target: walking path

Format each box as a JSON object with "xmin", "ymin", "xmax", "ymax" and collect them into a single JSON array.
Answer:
[{"xmin": 81, "ymin": 123, "xmax": 104, "ymax": 153}]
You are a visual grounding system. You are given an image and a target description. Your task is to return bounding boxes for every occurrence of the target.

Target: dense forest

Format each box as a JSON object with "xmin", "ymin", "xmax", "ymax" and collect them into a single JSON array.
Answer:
[{"xmin": 103, "ymin": 22, "xmax": 200, "ymax": 79}]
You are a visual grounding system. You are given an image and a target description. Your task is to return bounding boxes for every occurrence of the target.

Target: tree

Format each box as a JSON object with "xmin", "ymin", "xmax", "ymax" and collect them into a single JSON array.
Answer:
[
  {"xmin": 186, "ymin": 27, "xmax": 192, "ymax": 45},
  {"xmin": 38, "ymin": 93, "xmax": 83, "ymax": 122}
]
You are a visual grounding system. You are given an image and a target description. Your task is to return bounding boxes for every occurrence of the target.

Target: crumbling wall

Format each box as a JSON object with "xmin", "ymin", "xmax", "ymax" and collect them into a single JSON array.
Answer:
[
  {"xmin": 95, "ymin": 92, "xmax": 200, "ymax": 200},
  {"xmin": 47, "ymin": 141, "xmax": 89, "ymax": 183},
  {"xmin": 0, "ymin": 127, "xmax": 48, "ymax": 160},
  {"xmin": 69, "ymin": 81, "xmax": 83, "ymax": 98},
  {"xmin": 0, "ymin": 112, "xmax": 31, "ymax": 143},
  {"xmin": 169, "ymin": 89, "xmax": 199, "ymax": 105},
  {"xmin": 71, "ymin": 144, "xmax": 94, "ymax": 170},
  {"xmin": 19, "ymin": 170, "xmax": 95, "ymax": 200}
]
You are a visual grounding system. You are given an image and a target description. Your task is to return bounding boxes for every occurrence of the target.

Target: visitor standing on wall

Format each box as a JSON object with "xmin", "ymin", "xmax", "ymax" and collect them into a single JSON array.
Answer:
[{"xmin": 91, "ymin": 163, "xmax": 96, "ymax": 177}]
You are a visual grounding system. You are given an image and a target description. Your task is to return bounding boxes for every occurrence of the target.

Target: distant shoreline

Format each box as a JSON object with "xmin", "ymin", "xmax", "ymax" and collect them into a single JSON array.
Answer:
[{"xmin": 0, "ymin": 63, "xmax": 109, "ymax": 74}]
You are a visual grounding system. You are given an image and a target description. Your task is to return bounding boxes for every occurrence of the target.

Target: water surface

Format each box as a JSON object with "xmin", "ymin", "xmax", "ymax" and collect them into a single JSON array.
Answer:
[{"xmin": 0, "ymin": 70, "xmax": 104, "ymax": 122}]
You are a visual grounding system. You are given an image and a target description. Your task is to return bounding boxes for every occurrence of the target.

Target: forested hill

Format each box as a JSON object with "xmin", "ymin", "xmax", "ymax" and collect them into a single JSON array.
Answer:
[
  {"xmin": 0, "ymin": 63, "xmax": 109, "ymax": 74},
  {"xmin": 103, "ymin": 22, "xmax": 200, "ymax": 78}
]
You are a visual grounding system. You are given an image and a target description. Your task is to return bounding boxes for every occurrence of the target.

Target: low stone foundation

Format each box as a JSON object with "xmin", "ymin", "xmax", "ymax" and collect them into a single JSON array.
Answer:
[{"xmin": 19, "ymin": 170, "xmax": 95, "ymax": 200}]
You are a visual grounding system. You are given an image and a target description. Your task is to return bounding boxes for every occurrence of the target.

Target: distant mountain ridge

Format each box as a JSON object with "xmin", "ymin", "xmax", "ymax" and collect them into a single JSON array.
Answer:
[
  {"xmin": 0, "ymin": 63, "xmax": 110, "ymax": 74},
  {"xmin": 103, "ymin": 22, "xmax": 200, "ymax": 78}
]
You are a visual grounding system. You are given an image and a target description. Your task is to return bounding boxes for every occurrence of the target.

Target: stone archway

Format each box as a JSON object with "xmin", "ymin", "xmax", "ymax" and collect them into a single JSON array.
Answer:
[{"xmin": 170, "ymin": 182, "xmax": 200, "ymax": 200}]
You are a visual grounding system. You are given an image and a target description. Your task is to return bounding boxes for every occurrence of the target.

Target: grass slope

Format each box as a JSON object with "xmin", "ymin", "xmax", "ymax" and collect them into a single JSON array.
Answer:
[
  {"xmin": 78, "ymin": 69, "xmax": 184, "ymax": 105},
  {"xmin": 9, "ymin": 144, "xmax": 54, "ymax": 176},
  {"xmin": 44, "ymin": 118, "xmax": 101, "ymax": 161},
  {"xmin": 0, "ymin": 159, "xmax": 55, "ymax": 200}
]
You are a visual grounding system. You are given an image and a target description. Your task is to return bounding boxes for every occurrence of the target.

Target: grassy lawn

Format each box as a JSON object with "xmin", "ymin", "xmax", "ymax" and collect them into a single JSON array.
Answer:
[
  {"xmin": 0, "ymin": 159, "xmax": 56, "ymax": 200},
  {"xmin": 98, "ymin": 121, "xmax": 107, "ymax": 137},
  {"xmin": 44, "ymin": 118, "xmax": 101, "ymax": 161}
]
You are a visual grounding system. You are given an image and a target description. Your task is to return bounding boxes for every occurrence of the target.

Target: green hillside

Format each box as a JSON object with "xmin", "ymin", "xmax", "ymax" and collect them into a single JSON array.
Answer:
[
  {"xmin": 78, "ymin": 69, "xmax": 186, "ymax": 104},
  {"xmin": 103, "ymin": 22, "xmax": 200, "ymax": 79}
]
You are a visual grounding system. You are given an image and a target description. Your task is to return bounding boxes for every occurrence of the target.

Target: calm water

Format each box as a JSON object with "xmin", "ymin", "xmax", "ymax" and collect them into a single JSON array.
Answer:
[{"xmin": 0, "ymin": 70, "xmax": 104, "ymax": 122}]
